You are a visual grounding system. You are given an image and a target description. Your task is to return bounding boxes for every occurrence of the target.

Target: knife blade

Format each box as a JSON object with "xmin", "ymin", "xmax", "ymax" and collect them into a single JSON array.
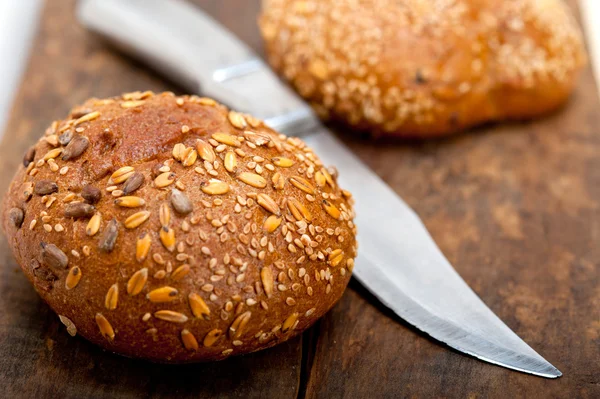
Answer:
[{"xmin": 77, "ymin": 0, "xmax": 561, "ymax": 378}]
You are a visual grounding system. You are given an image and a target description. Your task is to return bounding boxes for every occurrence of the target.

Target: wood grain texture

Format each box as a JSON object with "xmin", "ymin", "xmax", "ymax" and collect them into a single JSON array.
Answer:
[{"xmin": 0, "ymin": 0, "xmax": 599, "ymax": 398}]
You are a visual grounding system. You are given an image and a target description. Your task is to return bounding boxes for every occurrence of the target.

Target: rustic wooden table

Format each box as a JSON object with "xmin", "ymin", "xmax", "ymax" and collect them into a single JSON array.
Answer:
[{"xmin": 0, "ymin": 1, "xmax": 599, "ymax": 398}]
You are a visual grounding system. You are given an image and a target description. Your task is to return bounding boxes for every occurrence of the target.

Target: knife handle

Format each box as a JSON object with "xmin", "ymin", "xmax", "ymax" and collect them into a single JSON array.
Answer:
[{"xmin": 77, "ymin": 0, "xmax": 317, "ymax": 135}]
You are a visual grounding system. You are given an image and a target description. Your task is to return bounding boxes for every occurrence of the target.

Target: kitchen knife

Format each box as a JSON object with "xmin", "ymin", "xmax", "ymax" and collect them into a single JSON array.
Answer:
[{"xmin": 77, "ymin": 0, "xmax": 561, "ymax": 378}]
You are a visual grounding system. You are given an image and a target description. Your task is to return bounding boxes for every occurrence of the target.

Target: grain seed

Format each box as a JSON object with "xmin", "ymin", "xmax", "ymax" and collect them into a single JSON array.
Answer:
[
  {"xmin": 95, "ymin": 313, "xmax": 115, "ymax": 341},
  {"xmin": 136, "ymin": 233, "xmax": 151, "ymax": 263},
  {"xmin": 228, "ymin": 111, "xmax": 247, "ymax": 129},
  {"xmin": 289, "ymin": 176, "xmax": 315, "ymax": 195},
  {"xmin": 237, "ymin": 172, "xmax": 266, "ymax": 188},
  {"xmin": 287, "ymin": 198, "xmax": 312, "ymax": 222},
  {"xmin": 212, "ymin": 132, "xmax": 240, "ymax": 147},
  {"xmin": 182, "ymin": 149, "xmax": 198, "ymax": 167},
  {"xmin": 110, "ymin": 166, "xmax": 135, "ymax": 184},
  {"xmin": 196, "ymin": 139, "xmax": 216, "ymax": 162},
  {"xmin": 171, "ymin": 264, "xmax": 190, "ymax": 281},
  {"xmin": 154, "ymin": 310, "xmax": 188, "ymax": 323},
  {"xmin": 272, "ymin": 172, "xmax": 285, "ymax": 190},
  {"xmin": 272, "ymin": 157, "xmax": 294, "ymax": 167},
  {"xmin": 203, "ymin": 329, "xmax": 223, "ymax": 347},
  {"xmin": 124, "ymin": 211, "xmax": 150, "ymax": 229},
  {"xmin": 58, "ymin": 315, "xmax": 77, "ymax": 337},
  {"xmin": 263, "ymin": 215, "xmax": 282, "ymax": 233},
  {"xmin": 86, "ymin": 213, "xmax": 102, "ymax": 236},
  {"xmin": 224, "ymin": 151, "xmax": 237, "ymax": 172},
  {"xmin": 65, "ymin": 266, "xmax": 82, "ymax": 290},
  {"xmin": 282, "ymin": 313, "xmax": 299, "ymax": 333},
  {"xmin": 328, "ymin": 249, "xmax": 344, "ymax": 267},
  {"xmin": 146, "ymin": 286, "xmax": 178, "ymax": 303},
  {"xmin": 159, "ymin": 203, "xmax": 170, "ymax": 227},
  {"xmin": 43, "ymin": 148, "xmax": 63, "ymax": 160},
  {"xmin": 229, "ymin": 311, "xmax": 251, "ymax": 339},
  {"xmin": 154, "ymin": 172, "xmax": 176, "ymax": 188},
  {"xmin": 74, "ymin": 111, "xmax": 100, "ymax": 125},
  {"xmin": 114, "ymin": 196, "xmax": 145, "ymax": 208},
  {"xmin": 188, "ymin": 293, "xmax": 211, "ymax": 319},
  {"xmin": 322, "ymin": 199, "xmax": 341, "ymax": 220},
  {"xmin": 160, "ymin": 226, "xmax": 176, "ymax": 252},
  {"xmin": 181, "ymin": 329, "xmax": 199, "ymax": 351},
  {"xmin": 261, "ymin": 267, "xmax": 274, "ymax": 298},
  {"xmin": 105, "ymin": 283, "xmax": 119, "ymax": 310},
  {"xmin": 127, "ymin": 268, "xmax": 148, "ymax": 295},
  {"xmin": 257, "ymin": 193, "xmax": 280, "ymax": 215},
  {"xmin": 201, "ymin": 179, "xmax": 230, "ymax": 195},
  {"xmin": 121, "ymin": 100, "xmax": 145, "ymax": 108}
]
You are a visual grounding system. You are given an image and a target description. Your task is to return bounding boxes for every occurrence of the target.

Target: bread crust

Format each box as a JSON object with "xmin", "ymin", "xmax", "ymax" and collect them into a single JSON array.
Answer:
[
  {"xmin": 259, "ymin": 0, "xmax": 587, "ymax": 138},
  {"xmin": 1, "ymin": 92, "xmax": 357, "ymax": 362}
]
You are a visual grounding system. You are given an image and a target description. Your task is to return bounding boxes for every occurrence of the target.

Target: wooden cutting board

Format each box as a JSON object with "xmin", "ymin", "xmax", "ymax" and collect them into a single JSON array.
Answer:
[{"xmin": 0, "ymin": 0, "xmax": 598, "ymax": 397}]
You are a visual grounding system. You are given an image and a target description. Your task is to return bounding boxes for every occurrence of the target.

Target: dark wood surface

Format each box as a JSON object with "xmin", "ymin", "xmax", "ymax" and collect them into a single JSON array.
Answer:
[{"xmin": 1, "ymin": 0, "xmax": 599, "ymax": 398}]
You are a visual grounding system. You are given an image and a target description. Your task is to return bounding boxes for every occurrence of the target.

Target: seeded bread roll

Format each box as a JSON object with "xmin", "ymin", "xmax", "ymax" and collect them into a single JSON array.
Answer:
[
  {"xmin": 259, "ymin": 0, "xmax": 587, "ymax": 138},
  {"xmin": 1, "ymin": 92, "xmax": 357, "ymax": 362}
]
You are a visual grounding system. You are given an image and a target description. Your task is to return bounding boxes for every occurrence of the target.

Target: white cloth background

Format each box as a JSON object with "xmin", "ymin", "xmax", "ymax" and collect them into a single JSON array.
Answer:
[{"xmin": 0, "ymin": 0, "xmax": 599, "ymax": 138}]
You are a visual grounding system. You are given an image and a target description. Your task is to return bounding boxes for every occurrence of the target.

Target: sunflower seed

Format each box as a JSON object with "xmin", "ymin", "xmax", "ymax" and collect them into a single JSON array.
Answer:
[
  {"xmin": 99, "ymin": 219, "xmax": 119, "ymax": 252},
  {"xmin": 229, "ymin": 311, "xmax": 251, "ymax": 339},
  {"xmin": 203, "ymin": 329, "xmax": 223, "ymax": 347},
  {"xmin": 64, "ymin": 202, "xmax": 95, "ymax": 218},
  {"xmin": 82, "ymin": 185, "xmax": 101, "ymax": 204},
  {"xmin": 8, "ymin": 208, "xmax": 24, "ymax": 228},
  {"xmin": 62, "ymin": 135, "xmax": 89, "ymax": 160},
  {"xmin": 146, "ymin": 286, "xmax": 178, "ymax": 303},
  {"xmin": 35, "ymin": 180, "xmax": 58, "ymax": 196},
  {"xmin": 105, "ymin": 284, "xmax": 119, "ymax": 310},
  {"xmin": 65, "ymin": 266, "xmax": 82, "ymax": 290},
  {"xmin": 170, "ymin": 189, "xmax": 193, "ymax": 215},
  {"xmin": 154, "ymin": 310, "xmax": 188, "ymax": 323},
  {"xmin": 124, "ymin": 211, "xmax": 150, "ymax": 229},
  {"xmin": 95, "ymin": 313, "xmax": 115, "ymax": 341},
  {"xmin": 122, "ymin": 172, "xmax": 144, "ymax": 194},
  {"xmin": 237, "ymin": 172, "xmax": 266, "ymax": 188},
  {"xmin": 41, "ymin": 242, "xmax": 68, "ymax": 269},
  {"xmin": 58, "ymin": 129, "xmax": 74, "ymax": 146},
  {"xmin": 23, "ymin": 146, "xmax": 36, "ymax": 167},
  {"xmin": 127, "ymin": 268, "xmax": 148, "ymax": 295}
]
